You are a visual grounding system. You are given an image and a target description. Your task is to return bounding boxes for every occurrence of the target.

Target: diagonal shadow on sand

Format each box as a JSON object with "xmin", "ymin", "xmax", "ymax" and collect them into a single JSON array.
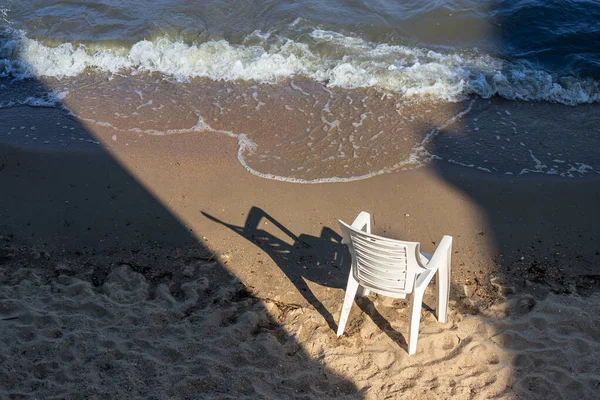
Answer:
[
  {"xmin": 0, "ymin": 79, "xmax": 361, "ymax": 398},
  {"xmin": 427, "ymin": 99, "xmax": 600, "ymax": 399}
]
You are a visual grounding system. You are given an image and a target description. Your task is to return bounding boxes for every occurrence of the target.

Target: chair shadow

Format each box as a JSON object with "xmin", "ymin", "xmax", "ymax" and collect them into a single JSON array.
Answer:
[
  {"xmin": 355, "ymin": 298, "xmax": 409, "ymax": 351},
  {"xmin": 203, "ymin": 206, "xmax": 418, "ymax": 346},
  {"xmin": 203, "ymin": 207, "xmax": 349, "ymax": 331}
]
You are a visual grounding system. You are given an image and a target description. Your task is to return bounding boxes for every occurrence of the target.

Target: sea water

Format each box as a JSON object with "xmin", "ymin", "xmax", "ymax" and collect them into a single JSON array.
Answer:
[{"xmin": 1, "ymin": 0, "xmax": 599, "ymax": 181}]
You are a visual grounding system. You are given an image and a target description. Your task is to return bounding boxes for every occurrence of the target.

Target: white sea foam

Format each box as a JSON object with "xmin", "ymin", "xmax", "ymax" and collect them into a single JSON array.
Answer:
[
  {"xmin": 1, "ymin": 29, "xmax": 600, "ymax": 105},
  {"xmin": 0, "ymin": 90, "xmax": 67, "ymax": 109},
  {"xmin": 75, "ymin": 100, "xmax": 479, "ymax": 184}
]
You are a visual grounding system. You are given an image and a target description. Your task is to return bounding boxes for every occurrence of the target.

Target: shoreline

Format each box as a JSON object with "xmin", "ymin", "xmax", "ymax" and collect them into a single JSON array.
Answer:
[
  {"xmin": 1, "ymin": 104, "xmax": 599, "ymax": 302},
  {"xmin": 1, "ymin": 102, "xmax": 600, "ymax": 398}
]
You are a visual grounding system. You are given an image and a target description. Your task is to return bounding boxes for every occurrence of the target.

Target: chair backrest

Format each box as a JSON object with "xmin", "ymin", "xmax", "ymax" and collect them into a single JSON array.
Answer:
[{"xmin": 339, "ymin": 220, "xmax": 425, "ymax": 295}]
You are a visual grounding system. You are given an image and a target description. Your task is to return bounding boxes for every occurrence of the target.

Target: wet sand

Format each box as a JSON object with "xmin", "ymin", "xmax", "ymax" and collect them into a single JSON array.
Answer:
[{"xmin": 1, "ymin": 104, "xmax": 600, "ymax": 398}]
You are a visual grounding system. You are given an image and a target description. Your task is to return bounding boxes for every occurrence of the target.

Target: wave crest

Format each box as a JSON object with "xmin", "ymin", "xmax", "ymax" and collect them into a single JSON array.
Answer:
[{"xmin": 1, "ymin": 29, "xmax": 599, "ymax": 105}]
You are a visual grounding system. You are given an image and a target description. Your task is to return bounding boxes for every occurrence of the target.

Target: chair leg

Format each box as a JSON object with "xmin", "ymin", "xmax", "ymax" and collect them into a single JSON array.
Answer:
[
  {"xmin": 407, "ymin": 289, "xmax": 425, "ymax": 355},
  {"xmin": 435, "ymin": 255, "xmax": 450, "ymax": 323},
  {"xmin": 337, "ymin": 274, "xmax": 360, "ymax": 336},
  {"xmin": 357, "ymin": 286, "xmax": 370, "ymax": 297}
]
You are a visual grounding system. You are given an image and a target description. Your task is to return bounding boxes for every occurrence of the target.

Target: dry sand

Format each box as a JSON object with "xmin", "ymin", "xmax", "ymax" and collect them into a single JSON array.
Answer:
[
  {"xmin": 1, "ymin": 242, "xmax": 599, "ymax": 399},
  {"xmin": 1, "ymin": 104, "xmax": 599, "ymax": 399}
]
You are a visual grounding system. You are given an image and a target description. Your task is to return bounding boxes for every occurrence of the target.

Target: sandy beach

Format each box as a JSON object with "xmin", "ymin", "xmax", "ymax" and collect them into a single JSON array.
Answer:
[
  {"xmin": 3, "ymin": 0, "xmax": 600, "ymax": 397},
  {"xmin": 1, "ymin": 101, "xmax": 599, "ymax": 399}
]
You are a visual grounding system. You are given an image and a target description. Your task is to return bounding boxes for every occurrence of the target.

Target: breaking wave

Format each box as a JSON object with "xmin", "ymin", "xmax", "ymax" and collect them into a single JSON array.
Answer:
[{"xmin": 1, "ymin": 28, "xmax": 600, "ymax": 105}]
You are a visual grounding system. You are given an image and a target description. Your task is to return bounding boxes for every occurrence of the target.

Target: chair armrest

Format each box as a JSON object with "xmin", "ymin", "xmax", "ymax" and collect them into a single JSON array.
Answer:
[
  {"xmin": 424, "ymin": 235, "xmax": 453, "ymax": 270},
  {"xmin": 351, "ymin": 211, "xmax": 371, "ymax": 233},
  {"xmin": 415, "ymin": 236, "xmax": 452, "ymax": 289}
]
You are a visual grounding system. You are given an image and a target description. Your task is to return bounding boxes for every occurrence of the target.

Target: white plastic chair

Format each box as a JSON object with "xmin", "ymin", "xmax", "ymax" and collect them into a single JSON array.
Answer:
[{"xmin": 337, "ymin": 211, "xmax": 452, "ymax": 355}]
